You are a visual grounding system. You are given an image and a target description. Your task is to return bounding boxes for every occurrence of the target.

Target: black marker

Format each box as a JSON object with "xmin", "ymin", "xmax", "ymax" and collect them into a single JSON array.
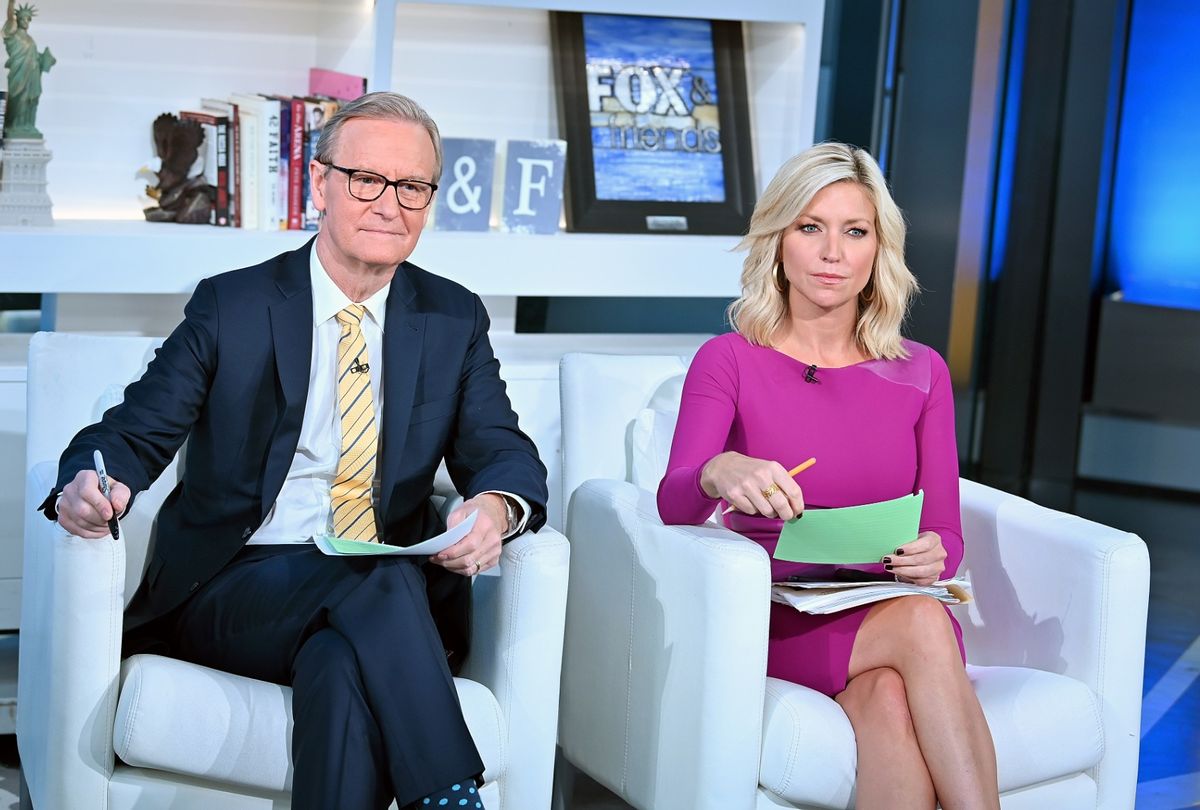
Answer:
[{"xmin": 93, "ymin": 450, "xmax": 120, "ymax": 540}]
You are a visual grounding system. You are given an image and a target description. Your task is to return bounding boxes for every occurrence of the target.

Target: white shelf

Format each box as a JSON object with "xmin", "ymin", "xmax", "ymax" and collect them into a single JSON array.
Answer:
[
  {"xmin": 396, "ymin": 0, "xmax": 822, "ymax": 25},
  {"xmin": 0, "ymin": 220, "xmax": 743, "ymax": 297},
  {"xmin": 6, "ymin": 1, "xmax": 821, "ymax": 301}
]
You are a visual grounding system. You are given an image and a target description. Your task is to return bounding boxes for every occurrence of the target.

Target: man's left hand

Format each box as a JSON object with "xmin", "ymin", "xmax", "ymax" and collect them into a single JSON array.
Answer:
[{"xmin": 432, "ymin": 493, "xmax": 508, "ymax": 576}]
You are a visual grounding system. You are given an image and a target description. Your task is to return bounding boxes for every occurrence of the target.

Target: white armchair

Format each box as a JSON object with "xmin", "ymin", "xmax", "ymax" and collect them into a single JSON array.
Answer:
[
  {"xmin": 556, "ymin": 351, "xmax": 1149, "ymax": 810},
  {"xmin": 18, "ymin": 332, "xmax": 570, "ymax": 810}
]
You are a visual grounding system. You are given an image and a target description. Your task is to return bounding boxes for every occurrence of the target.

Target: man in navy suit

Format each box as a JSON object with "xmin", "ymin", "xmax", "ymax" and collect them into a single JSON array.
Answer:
[{"xmin": 43, "ymin": 92, "xmax": 547, "ymax": 810}]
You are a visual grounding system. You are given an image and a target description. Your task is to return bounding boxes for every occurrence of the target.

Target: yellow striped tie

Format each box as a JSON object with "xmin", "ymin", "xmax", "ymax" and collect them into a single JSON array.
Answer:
[{"xmin": 330, "ymin": 305, "xmax": 379, "ymax": 542}]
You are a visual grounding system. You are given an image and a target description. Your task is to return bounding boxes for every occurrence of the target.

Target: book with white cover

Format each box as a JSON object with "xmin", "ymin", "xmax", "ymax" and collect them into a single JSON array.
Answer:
[
  {"xmin": 229, "ymin": 102, "xmax": 258, "ymax": 229},
  {"xmin": 231, "ymin": 94, "xmax": 282, "ymax": 231}
]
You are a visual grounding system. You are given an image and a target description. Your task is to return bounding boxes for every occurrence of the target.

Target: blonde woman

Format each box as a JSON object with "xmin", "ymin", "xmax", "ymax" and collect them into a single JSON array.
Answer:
[{"xmin": 658, "ymin": 143, "xmax": 999, "ymax": 809}]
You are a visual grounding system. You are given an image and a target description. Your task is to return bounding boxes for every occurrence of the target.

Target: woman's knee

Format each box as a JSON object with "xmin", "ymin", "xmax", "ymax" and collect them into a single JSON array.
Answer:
[
  {"xmin": 883, "ymin": 596, "xmax": 960, "ymax": 660},
  {"xmin": 895, "ymin": 593, "xmax": 952, "ymax": 624},
  {"xmin": 838, "ymin": 667, "xmax": 913, "ymax": 732}
]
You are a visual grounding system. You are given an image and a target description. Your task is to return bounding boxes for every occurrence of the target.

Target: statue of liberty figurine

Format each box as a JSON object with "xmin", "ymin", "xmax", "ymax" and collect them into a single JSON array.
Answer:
[
  {"xmin": 4, "ymin": 0, "xmax": 56, "ymax": 140},
  {"xmin": 0, "ymin": 0, "xmax": 54, "ymax": 224}
]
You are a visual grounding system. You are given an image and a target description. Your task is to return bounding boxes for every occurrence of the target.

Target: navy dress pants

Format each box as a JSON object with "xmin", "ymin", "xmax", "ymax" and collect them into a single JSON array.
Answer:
[{"xmin": 172, "ymin": 543, "xmax": 484, "ymax": 810}]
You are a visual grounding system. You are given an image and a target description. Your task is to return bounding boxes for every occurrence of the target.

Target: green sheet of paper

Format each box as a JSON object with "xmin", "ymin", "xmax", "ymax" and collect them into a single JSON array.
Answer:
[
  {"xmin": 316, "ymin": 536, "xmax": 412, "ymax": 555},
  {"xmin": 313, "ymin": 511, "xmax": 478, "ymax": 556},
  {"xmin": 773, "ymin": 491, "xmax": 925, "ymax": 564}
]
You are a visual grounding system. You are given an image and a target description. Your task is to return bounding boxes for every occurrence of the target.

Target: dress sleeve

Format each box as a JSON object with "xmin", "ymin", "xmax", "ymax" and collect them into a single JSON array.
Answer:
[
  {"xmin": 657, "ymin": 337, "xmax": 739, "ymax": 525},
  {"xmin": 914, "ymin": 349, "xmax": 964, "ymax": 577}
]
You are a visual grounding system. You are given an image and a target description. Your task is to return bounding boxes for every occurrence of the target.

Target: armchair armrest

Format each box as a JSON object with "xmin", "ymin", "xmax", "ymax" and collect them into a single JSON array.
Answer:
[
  {"xmin": 559, "ymin": 479, "xmax": 770, "ymax": 810},
  {"xmin": 17, "ymin": 461, "xmax": 126, "ymax": 810},
  {"xmin": 461, "ymin": 525, "xmax": 570, "ymax": 810},
  {"xmin": 957, "ymin": 479, "xmax": 1149, "ymax": 810}
]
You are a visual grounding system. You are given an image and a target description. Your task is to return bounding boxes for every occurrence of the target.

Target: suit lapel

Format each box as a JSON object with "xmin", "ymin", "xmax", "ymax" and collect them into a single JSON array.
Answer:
[
  {"xmin": 262, "ymin": 243, "xmax": 315, "ymax": 518},
  {"xmin": 381, "ymin": 264, "xmax": 425, "ymax": 519}
]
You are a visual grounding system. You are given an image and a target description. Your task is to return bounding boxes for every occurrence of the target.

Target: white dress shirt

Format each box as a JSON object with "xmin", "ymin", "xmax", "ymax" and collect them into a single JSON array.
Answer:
[{"xmin": 249, "ymin": 246, "xmax": 528, "ymax": 544}]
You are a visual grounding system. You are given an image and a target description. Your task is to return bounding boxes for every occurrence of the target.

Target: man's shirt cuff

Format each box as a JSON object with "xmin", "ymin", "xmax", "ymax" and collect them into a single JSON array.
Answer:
[{"xmin": 481, "ymin": 490, "xmax": 531, "ymax": 539}]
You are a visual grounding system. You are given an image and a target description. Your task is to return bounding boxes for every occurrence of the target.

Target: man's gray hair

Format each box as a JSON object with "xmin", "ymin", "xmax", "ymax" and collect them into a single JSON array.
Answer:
[{"xmin": 313, "ymin": 91, "xmax": 443, "ymax": 180}]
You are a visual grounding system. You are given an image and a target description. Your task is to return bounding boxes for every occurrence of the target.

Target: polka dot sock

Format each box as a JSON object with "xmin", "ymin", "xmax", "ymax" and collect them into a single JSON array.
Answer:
[{"xmin": 415, "ymin": 781, "xmax": 485, "ymax": 810}]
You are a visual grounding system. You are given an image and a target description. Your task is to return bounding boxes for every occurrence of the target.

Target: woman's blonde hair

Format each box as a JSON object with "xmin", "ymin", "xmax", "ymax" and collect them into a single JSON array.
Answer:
[{"xmin": 727, "ymin": 142, "xmax": 917, "ymax": 360}]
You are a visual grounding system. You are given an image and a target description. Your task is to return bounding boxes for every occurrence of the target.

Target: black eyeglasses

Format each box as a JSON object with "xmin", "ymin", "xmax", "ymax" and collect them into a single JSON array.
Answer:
[{"xmin": 322, "ymin": 163, "xmax": 438, "ymax": 210}]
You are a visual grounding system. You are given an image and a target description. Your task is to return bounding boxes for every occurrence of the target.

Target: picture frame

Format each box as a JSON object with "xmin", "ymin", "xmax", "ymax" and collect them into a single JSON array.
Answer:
[{"xmin": 550, "ymin": 12, "xmax": 756, "ymax": 235}]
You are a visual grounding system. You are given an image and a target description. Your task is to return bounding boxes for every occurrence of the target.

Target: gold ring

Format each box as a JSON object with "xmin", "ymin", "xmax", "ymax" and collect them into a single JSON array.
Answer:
[
  {"xmin": 761, "ymin": 484, "xmax": 781, "ymax": 499},
  {"xmin": 471, "ymin": 560, "xmax": 480, "ymax": 574}
]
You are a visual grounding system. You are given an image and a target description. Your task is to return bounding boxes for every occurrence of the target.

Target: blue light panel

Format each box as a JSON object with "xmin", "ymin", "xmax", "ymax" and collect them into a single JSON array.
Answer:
[{"xmin": 1107, "ymin": 0, "xmax": 1200, "ymax": 310}]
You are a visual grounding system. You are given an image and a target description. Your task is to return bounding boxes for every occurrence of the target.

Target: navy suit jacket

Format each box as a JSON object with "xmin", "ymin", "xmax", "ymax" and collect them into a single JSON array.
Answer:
[{"xmin": 44, "ymin": 240, "xmax": 548, "ymax": 665}]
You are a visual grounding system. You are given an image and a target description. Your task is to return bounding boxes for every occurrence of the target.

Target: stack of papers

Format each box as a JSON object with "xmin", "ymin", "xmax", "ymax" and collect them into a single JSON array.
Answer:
[{"xmin": 771, "ymin": 577, "xmax": 972, "ymax": 615}]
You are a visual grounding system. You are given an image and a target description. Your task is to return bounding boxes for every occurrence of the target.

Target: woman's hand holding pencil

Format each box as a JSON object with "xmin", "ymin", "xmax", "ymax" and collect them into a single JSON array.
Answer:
[{"xmin": 699, "ymin": 452, "xmax": 815, "ymax": 520}]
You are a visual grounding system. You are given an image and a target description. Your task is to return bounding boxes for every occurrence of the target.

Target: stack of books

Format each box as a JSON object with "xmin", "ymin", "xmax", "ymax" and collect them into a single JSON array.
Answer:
[{"xmin": 167, "ymin": 68, "xmax": 366, "ymax": 230}]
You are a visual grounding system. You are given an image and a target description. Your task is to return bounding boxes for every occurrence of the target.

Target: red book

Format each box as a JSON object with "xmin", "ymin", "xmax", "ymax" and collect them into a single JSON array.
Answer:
[{"xmin": 289, "ymin": 97, "xmax": 306, "ymax": 229}]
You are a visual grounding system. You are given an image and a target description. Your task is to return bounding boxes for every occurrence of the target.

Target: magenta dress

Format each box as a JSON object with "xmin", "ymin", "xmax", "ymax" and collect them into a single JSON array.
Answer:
[{"xmin": 657, "ymin": 332, "xmax": 965, "ymax": 697}]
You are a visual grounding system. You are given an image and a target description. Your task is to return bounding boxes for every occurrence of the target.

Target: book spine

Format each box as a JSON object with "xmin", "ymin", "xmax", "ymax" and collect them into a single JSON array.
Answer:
[
  {"xmin": 202, "ymin": 120, "xmax": 218, "ymax": 225},
  {"xmin": 213, "ymin": 119, "xmax": 230, "ymax": 226},
  {"xmin": 288, "ymin": 98, "xmax": 305, "ymax": 229},
  {"xmin": 302, "ymin": 99, "xmax": 340, "ymax": 230},
  {"xmin": 261, "ymin": 100, "xmax": 281, "ymax": 232},
  {"xmin": 229, "ymin": 106, "xmax": 240, "ymax": 228},
  {"xmin": 239, "ymin": 111, "xmax": 259, "ymax": 230},
  {"xmin": 276, "ymin": 99, "xmax": 290, "ymax": 231},
  {"xmin": 302, "ymin": 99, "xmax": 321, "ymax": 230},
  {"xmin": 204, "ymin": 100, "xmax": 241, "ymax": 227}
]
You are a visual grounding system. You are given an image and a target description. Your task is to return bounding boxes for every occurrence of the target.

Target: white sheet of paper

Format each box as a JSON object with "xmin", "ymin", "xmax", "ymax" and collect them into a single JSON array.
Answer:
[{"xmin": 314, "ymin": 510, "xmax": 478, "ymax": 556}]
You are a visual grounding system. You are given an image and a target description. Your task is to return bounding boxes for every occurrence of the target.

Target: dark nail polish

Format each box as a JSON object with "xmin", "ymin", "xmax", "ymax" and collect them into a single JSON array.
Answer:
[
  {"xmin": 882, "ymin": 556, "xmax": 893, "ymax": 565},
  {"xmin": 894, "ymin": 548, "xmax": 905, "ymax": 556},
  {"xmin": 885, "ymin": 564, "xmax": 894, "ymax": 571}
]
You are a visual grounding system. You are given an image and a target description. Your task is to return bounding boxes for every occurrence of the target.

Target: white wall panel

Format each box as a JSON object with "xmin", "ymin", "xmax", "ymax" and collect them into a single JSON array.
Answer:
[
  {"xmin": 30, "ymin": 0, "xmax": 367, "ymax": 218},
  {"xmin": 744, "ymin": 21, "xmax": 810, "ymax": 189},
  {"xmin": 390, "ymin": 5, "xmax": 557, "ymax": 142}
]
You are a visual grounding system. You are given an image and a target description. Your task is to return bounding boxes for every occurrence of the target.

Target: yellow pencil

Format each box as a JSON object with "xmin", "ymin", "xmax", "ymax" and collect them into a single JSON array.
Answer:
[{"xmin": 722, "ymin": 457, "xmax": 817, "ymax": 516}]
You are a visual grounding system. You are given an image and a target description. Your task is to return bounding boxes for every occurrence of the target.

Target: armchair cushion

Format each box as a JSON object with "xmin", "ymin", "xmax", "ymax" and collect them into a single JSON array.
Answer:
[
  {"xmin": 114, "ymin": 655, "xmax": 506, "ymax": 795},
  {"xmin": 969, "ymin": 665, "xmax": 1102, "ymax": 793},
  {"xmin": 756, "ymin": 665, "xmax": 1102, "ymax": 808},
  {"xmin": 628, "ymin": 374, "xmax": 685, "ymax": 490},
  {"xmin": 758, "ymin": 678, "xmax": 856, "ymax": 807},
  {"xmin": 114, "ymin": 655, "xmax": 293, "ymax": 793}
]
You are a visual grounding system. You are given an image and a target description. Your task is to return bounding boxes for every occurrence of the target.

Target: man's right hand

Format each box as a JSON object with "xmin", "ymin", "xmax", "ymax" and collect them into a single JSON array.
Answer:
[{"xmin": 57, "ymin": 469, "xmax": 131, "ymax": 539}]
